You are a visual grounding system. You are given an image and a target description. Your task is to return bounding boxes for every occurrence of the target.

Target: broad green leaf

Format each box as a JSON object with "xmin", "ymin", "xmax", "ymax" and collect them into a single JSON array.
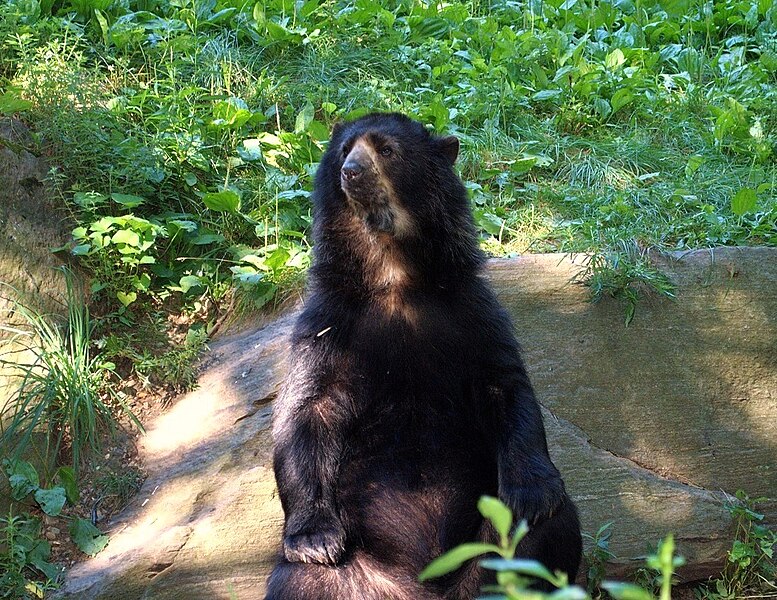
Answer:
[
  {"xmin": 418, "ymin": 543, "xmax": 500, "ymax": 581},
  {"xmin": 252, "ymin": 1, "xmax": 265, "ymax": 23},
  {"xmin": 594, "ymin": 98, "xmax": 612, "ymax": 119},
  {"xmin": 265, "ymin": 20, "xmax": 302, "ymax": 43},
  {"xmin": 116, "ymin": 291, "xmax": 137, "ymax": 306},
  {"xmin": 111, "ymin": 229, "xmax": 141, "ymax": 246},
  {"xmin": 685, "ymin": 155, "xmax": 704, "ymax": 178},
  {"xmin": 70, "ymin": 518, "xmax": 109, "ymax": 556},
  {"xmin": 231, "ymin": 265, "xmax": 265, "ymax": 285},
  {"xmin": 265, "ymin": 247, "xmax": 291, "ymax": 271},
  {"xmin": 602, "ymin": 582, "xmax": 654, "ymax": 600},
  {"xmin": 510, "ymin": 155, "xmax": 541, "ymax": 176},
  {"xmin": 9, "ymin": 474, "xmax": 38, "ymax": 500},
  {"xmin": 71, "ymin": 244, "xmax": 91, "ymax": 256},
  {"xmin": 27, "ymin": 537, "xmax": 61, "ymax": 582},
  {"xmin": 58, "ymin": 466, "xmax": 80, "ymax": 504},
  {"xmin": 0, "ymin": 92, "xmax": 33, "ymax": 115},
  {"xmin": 4, "ymin": 458, "xmax": 39, "ymax": 500},
  {"xmin": 729, "ymin": 540, "xmax": 754, "ymax": 562},
  {"xmin": 408, "ymin": 16, "xmax": 450, "ymax": 40},
  {"xmin": 479, "ymin": 558, "xmax": 554, "ymax": 582},
  {"xmin": 605, "ymin": 48, "xmax": 625, "ymax": 70},
  {"xmin": 111, "ymin": 193, "xmax": 145, "ymax": 208},
  {"xmin": 191, "ymin": 232, "xmax": 224, "ymax": 245},
  {"xmin": 203, "ymin": 190, "xmax": 241, "ymax": 213},
  {"xmin": 611, "ymin": 89, "xmax": 635, "ymax": 113},
  {"xmin": 425, "ymin": 95, "xmax": 449, "ymax": 131},
  {"xmin": 731, "ymin": 188, "xmax": 757, "ymax": 216},
  {"xmin": 308, "ymin": 120, "xmax": 330, "ymax": 141},
  {"xmin": 533, "ymin": 89, "xmax": 562, "ymax": 101},
  {"xmin": 179, "ymin": 275, "xmax": 204, "ymax": 293},
  {"xmin": 212, "ymin": 97, "xmax": 252, "ymax": 129},
  {"xmin": 237, "ymin": 138, "xmax": 263, "ymax": 161},
  {"xmin": 34, "ymin": 487, "xmax": 67, "ymax": 516},
  {"xmin": 135, "ymin": 272, "xmax": 151, "ymax": 291},
  {"xmin": 168, "ymin": 219, "xmax": 197, "ymax": 232},
  {"xmin": 659, "ymin": 0, "xmax": 690, "ymax": 17},
  {"xmin": 184, "ymin": 173, "xmax": 198, "ymax": 186},
  {"xmin": 295, "ymin": 102, "xmax": 315, "ymax": 133},
  {"xmin": 94, "ymin": 7, "xmax": 109, "ymax": 44},
  {"xmin": 475, "ymin": 211, "xmax": 504, "ymax": 236},
  {"xmin": 73, "ymin": 191, "xmax": 106, "ymax": 208},
  {"xmin": 477, "ymin": 496, "xmax": 513, "ymax": 543}
]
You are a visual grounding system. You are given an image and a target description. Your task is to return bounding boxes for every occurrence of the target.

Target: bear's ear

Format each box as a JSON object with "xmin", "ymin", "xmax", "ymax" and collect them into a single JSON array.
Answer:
[{"xmin": 437, "ymin": 136, "xmax": 459, "ymax": 165}]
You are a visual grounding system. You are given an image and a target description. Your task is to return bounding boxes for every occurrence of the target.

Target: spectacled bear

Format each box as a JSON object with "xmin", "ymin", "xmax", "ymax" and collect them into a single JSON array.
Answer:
[{"xmin": 265, "ymin": 113, "xmax": 581, "ymax": 600}]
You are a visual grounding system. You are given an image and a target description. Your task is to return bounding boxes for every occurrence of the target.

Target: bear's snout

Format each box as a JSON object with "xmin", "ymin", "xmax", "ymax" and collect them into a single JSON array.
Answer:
[{"xmin": 341, "ymin": 160, "xmax": 364, "ymax": 181}]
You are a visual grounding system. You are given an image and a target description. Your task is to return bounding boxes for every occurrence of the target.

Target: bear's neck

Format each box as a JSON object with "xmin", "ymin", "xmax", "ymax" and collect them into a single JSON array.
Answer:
[{"xmin": 310, "ymin": 212, "xmax": 484, "ymax": 306}]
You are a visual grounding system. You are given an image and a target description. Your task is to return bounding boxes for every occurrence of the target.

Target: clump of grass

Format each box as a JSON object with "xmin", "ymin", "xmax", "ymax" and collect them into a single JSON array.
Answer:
[
  {"xmin": 97, "ymin": 468, "xmax": 145, "ymax": 504},
  {"xmin": 0, "ymin": 269, "xmax": 142, "ymax": 476},
  {"xmin": 130, "ymin": 326, "xmax": 208, "ymax": 393},
  {"xmin": 577, "ymin": 240, "xmax": 677, "ymax": 326}
]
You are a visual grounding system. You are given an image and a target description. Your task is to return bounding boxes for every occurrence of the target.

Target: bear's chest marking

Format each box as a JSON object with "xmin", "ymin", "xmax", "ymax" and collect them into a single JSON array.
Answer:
[{"xmin": 346, "ymin": 215, "xmax": 418, "ymax": 324}]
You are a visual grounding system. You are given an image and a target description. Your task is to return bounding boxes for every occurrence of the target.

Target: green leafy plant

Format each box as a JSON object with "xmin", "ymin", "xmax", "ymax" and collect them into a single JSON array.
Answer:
[
  {"xmin": 0, "ymin": 458, "xmax": 109, "ymax": 598},
  {"xmin": 2, "ymin": 459, "xmax": 109, "ymax": 554},
  {"xmin": 70, "ymin": 208, "xmax": 163, "ymax": 309},
  {"xmin": 0, "ymin": 270, "xmax": 142, "ymax": 474},
  {"xmin": 584, "ymin": 522, "xmax": 615, "ymax": 598},
  {"xmin": 697, "ymin": 491, "xmax": 777, "ymax": 600},
  {"xmin": 420, "ymin": 496, "xmax": 685, "ymax": 600},
  {"xmin": 105, "ymin": 325, "xmax": 209, "ymax": 392},
  {"xmin": 3, "ymin": 0, "xmax": 774, "ymax": 330},
  {"xmin": 0, "ymin": 512, "xmax": 59, "ymax": 599},
  {"xmin": 609, "ymin": 536, "xmax": 685, "ymax": 600},
  {"xmin": 419, "ymin": 496, "xmax": 579, "ymax": 593}
]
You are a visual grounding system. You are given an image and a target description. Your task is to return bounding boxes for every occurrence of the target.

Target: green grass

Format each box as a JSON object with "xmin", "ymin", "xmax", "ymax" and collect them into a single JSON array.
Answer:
[
  {"xmin": 0, "ymin": 0, "xmax": 775, "ymax": 314},
  {"xmin": 0, "ymin": 270, "xmax": 141, "ymax": 475}
]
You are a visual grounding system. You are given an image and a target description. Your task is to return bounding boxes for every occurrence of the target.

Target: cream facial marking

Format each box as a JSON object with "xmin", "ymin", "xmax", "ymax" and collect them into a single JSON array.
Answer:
[{"xmin": 339, "ymin": 135, "xmax": 416, "ymax": 239}]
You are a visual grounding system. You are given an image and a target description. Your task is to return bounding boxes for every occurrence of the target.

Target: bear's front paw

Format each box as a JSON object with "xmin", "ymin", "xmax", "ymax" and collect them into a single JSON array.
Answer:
[
  {"xmin": 505, "ymin": 477, "xmax": 566, "ymax": 526},
  {"xmin": 283, "ymin": 524, "xmax": 346, "ymax": 566}
]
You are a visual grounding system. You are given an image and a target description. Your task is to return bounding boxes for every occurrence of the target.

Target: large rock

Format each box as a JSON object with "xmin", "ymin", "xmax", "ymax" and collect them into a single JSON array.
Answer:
[
  {"xmin": 0, "ymin": 118, "xmax": 70, "ymax": 413},
  {"xmin": 58, "ymin": 248, "xmax": 777, "ymax": 599},
  {"xmin": 0, "ymin": 118, "xmax": 69, "ymax": 316}
]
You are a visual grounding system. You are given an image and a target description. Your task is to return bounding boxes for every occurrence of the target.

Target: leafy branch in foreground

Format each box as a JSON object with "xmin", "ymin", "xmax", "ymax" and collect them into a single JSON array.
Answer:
[{"xmin": 420, "ymin": 496, "xmax": 684, "ymax": 600}]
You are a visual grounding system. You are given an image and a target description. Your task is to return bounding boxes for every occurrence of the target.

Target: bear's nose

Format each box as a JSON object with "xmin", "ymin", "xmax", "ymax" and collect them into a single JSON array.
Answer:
[{"xmin": 341, "ymin": 161, "xmax": 364, "ymax": 181}]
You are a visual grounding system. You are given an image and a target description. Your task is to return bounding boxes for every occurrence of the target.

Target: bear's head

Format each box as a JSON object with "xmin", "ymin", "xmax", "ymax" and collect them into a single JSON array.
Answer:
[{"xmin": 311, "ymin": 113, "xmax": 483, "ymax": 290}]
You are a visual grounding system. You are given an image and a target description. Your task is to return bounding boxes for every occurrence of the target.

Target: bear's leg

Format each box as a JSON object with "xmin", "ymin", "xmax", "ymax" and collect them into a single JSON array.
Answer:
[
  {"xmin": 265, "ymin": 553, "xmax": 442, "ymax": 600},
  {"xmin": 515, "ymin": 499, "xmax": 583, "ymax": 588}
]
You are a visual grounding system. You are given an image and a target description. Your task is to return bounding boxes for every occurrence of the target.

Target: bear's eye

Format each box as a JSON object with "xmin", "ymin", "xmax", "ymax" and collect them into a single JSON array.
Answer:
[{"xmin": 379, "ymin": 147, "xmax": 393, "ymax": 157}]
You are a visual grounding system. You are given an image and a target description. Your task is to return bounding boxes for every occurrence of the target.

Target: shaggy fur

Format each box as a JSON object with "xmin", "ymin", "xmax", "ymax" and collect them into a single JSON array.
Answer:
[{"xmin": 265, "ymin": 113, "xmax": 582, "ymax": 600}]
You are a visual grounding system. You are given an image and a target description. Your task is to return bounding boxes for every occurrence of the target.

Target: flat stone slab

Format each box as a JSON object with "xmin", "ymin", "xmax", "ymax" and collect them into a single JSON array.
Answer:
[{"xmin": 58, "ymin": 247, "xmax": 777, "ymax": 599}]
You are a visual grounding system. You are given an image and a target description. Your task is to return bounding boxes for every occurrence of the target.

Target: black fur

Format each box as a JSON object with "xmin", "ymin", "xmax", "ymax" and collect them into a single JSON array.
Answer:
[{"xmin": 266, "ymin": 113, "xmax": 582, "ymax": 600}]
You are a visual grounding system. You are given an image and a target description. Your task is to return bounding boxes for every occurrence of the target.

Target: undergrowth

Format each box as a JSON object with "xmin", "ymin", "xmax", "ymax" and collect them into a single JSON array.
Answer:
[
  {"xmin": 0, "ymin": 269, "xmax": 142, "ymax": 476},
  {"xmin": 0, "ymin": 0, "xmax": 774, "ymax": 321}
]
